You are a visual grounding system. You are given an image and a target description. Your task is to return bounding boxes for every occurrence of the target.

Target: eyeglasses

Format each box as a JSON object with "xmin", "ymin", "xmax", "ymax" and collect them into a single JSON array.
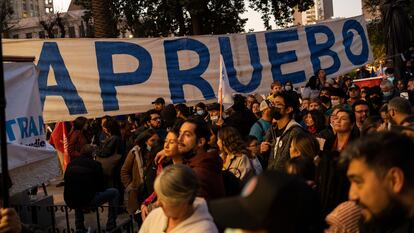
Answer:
[
  {"xmin": 151, "ymin": 117, "xmax": 160, "ymax": 121},
  {"xmin": 273, "ymin": 103, "xmax": 285, "ymax": 108}
]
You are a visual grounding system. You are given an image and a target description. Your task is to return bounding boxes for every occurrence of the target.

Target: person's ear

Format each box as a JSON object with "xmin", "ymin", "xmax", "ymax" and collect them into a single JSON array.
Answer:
[
  {"xmin": 197, "ymin": 137, "xmax": 206, "ymax": 148},
  {"xmin": 386, "ymin": 167, "xmax": 405, "ymax": 194}
]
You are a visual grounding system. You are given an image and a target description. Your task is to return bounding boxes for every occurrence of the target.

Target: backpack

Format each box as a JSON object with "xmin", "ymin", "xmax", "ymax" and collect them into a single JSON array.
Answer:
[{"xmin": 64, "ymin": 160, "xmax": 102, "ymax": 209}]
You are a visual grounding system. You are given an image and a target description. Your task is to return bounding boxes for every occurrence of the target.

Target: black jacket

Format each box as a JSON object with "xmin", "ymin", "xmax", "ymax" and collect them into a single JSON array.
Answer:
[{"xmin": 64, "ymin": 157, "xmax": 106, "ymax": 209}]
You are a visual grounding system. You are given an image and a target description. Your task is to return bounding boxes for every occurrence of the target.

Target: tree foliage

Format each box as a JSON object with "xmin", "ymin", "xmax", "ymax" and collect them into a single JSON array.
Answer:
[
  {"xmin": 74, "ymin": 0, "xmax": 247, "ymax": 37},
  {"xmin": 39, "ymin": 12, "xmax": 67, "ymax": 38},
  {"xmin": 248, "ymin": 0, "xmax": 314, "ymax": 29},
  {"xmin": 363, "ymin": 0, "xmax": 414, "ymax": 64},
  {"xmin": 0, "ymin": 0, "xmax": 14, "ymax": 35}
]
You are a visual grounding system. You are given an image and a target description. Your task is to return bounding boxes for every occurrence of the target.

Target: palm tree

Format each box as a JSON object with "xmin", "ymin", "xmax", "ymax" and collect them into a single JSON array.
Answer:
[{"xmin": 91, "ymin": 0, "xmax": 115, "ymax": 38}]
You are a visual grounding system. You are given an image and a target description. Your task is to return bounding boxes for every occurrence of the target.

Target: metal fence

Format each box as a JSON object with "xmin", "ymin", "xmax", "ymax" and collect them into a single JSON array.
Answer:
[{"xmin": 13, "ymin": 204, "xmax": 136, "ymax": 233}]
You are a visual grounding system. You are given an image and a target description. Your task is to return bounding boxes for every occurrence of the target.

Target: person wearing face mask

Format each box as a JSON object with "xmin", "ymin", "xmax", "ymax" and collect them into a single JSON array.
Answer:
[
  {"xmin": 384, "ymin": 67, "xmax": 396, "ymax": 84},
  {"xmin": 260, "ymin": 91, "xmax": 306, "ymax": 171},
  {"xmin": 207, "ymin": 103, "xmax": 221, "ymax": 125},
  {"xmin": 194, "ymin": 102, "xmax": 208, "ymax": 119},
  {"xmin": 327, "ymin": 88, "xmax": 350, "ymax": 116},
  {"xmin": 380, "ymin": 79, "xmax": 400, "ymax": 103},
  {"xmin": 284, "ymin": 81, "xmax": 300, "ymax": 112},
  {"xmin": 121, "ymin": 128, "xmax": 160, "ymax": 215}
]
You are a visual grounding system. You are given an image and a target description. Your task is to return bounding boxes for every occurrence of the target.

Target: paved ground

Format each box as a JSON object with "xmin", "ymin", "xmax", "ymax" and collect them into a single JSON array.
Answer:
[{"xmin": 16, "ymin": 176, "xmax": 136, "ymax": 233}]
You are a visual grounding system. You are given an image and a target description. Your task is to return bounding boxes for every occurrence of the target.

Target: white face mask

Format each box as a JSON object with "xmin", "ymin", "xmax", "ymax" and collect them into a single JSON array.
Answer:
[
  {"xmin": 331, "ymin": 99, "xmax": 340, "ymax": 107},
  {"xmin": 196, "ymin": 110, "xmax": 205, "ymax": 116},
  {"xmin": 210, "ymin": 115, "xmax": 219, "ymax": 122},
  {"xmin": 146, "ymin": 144, "xmax": 152, "ymax": 152},
  {"xmin": 285, "ymin": 86, "xmax": 292, "ymax": 91}
]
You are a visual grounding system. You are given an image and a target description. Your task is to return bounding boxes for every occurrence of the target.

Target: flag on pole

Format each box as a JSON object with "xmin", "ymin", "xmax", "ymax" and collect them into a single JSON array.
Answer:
[
  {"xmin": 49, "ymin": 122, "xmax": 70, "ymax": 172},
  {"xmin": 219, "ymin": 56, "xmax": 234, "ymax": 115}
]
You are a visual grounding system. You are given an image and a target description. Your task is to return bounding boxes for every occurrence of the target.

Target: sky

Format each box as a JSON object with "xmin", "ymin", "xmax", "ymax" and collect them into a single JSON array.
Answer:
[{"xmin": 54, "ymin": 0, "xmax": 362, "ymax": 32}]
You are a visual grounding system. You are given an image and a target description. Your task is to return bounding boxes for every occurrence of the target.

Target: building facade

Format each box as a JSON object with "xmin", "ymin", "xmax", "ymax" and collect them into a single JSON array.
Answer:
[
  {"xmin": 11, "ymin": 0, "xmax": 54, "ymax": 19},
  {"xmin": 293, "ymin": 0, "xmax": 333, "ymax": 26},
  {"xmin": 8, "ymin": 9, "xmax": 90, "ymax": 39}
]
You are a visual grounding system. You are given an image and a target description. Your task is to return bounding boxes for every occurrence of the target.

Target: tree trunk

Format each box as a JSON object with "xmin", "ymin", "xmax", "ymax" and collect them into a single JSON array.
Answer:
[{"xmin": 91, "ymin": 0, "xmax": 114, "ymax": 38}]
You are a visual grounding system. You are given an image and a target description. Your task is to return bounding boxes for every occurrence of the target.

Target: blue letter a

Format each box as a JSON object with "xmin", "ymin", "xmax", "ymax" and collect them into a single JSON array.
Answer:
[{"xmin": 37, "ymin": 42, "xmax": 87, "ymax": 115}]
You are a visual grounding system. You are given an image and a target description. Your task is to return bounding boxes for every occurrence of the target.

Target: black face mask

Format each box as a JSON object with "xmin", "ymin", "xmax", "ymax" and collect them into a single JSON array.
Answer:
[{"xmin": 271, "ymin": 107, "xmax": 283, "ymax": 120}]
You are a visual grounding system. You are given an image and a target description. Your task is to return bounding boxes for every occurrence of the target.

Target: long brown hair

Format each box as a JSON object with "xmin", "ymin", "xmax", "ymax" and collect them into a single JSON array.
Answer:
[{"xmin": 218, "ymin": 127, "xmax": 248, "ymax": 156}]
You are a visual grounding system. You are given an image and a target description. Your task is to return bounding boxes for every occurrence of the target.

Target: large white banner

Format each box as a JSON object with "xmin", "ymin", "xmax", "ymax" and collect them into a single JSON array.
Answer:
[
  {"xmin": 3, "ymin": 16, "xmax": 373, "ymax": 123},
  {"xmin": 3, "ymin": 63, "xmax": 59, "ymax": 194}
]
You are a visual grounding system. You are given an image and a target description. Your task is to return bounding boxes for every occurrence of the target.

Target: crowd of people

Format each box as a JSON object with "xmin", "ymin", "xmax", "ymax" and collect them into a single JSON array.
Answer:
[{"xmin": 3, "ymin": 62, "xmax": 414, "ymax": 233}]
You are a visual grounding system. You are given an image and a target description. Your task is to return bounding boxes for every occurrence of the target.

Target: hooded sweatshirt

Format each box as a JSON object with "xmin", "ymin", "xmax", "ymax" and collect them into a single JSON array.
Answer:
[
  {"xmin": 139, "ymin": 198, "xmax": 218, "ymax": 233},
  {"xmin": 265, "ymin": 119, "xmax": 305, "ymax": 171}
]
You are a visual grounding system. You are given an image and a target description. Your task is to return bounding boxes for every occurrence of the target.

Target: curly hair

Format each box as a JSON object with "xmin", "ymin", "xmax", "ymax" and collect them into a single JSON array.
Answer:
[{"xmin": 218, "ymin": 127, "xmax": 248, "ymax": 156}]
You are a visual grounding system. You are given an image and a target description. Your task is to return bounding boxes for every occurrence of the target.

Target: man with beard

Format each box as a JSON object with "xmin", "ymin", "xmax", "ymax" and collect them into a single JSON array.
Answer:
[
  {"xmin": 342, "ymin": 132, "xmax": 414, "ymax": 233},
  {"xmin": 388, "ymin": 97, "xmax": 414, "ymax": 128},
  {"xmin": 178, "ymin": 117, "xmax": 225, "ymax": 199},
  {"xmin": 260, "ymin": 91, "xmax": 305, "ymax": 171}
]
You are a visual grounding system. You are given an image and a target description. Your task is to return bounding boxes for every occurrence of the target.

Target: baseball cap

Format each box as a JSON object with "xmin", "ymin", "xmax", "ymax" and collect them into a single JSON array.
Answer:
[
  {"xmin": 152, "ymin": 97, "xmax": 165, "ymax": 105},
  {"xmin": 208, "ymin": 171, "xmax": 324, "ymax": 232},
  {"xmin": 259, "ymin": 100, "xmax": 271, "ymax": 112},
  {"xmin": 348, "ymin": 84, "xmax": 360, "ymax": 91}
]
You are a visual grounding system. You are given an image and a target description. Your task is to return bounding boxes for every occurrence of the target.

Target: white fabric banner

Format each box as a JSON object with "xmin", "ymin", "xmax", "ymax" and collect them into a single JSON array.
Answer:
[
  {"xmin": 3, "ymin": 63, "xmax": 59, "ymax": 194},
  {"xmin": 3, "ymin": 15, "xmax": 373, "ymax": 123}
]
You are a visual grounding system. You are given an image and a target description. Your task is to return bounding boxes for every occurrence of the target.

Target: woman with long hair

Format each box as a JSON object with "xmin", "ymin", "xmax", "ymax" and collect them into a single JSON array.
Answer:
[
  {"xmin": 217, "ymin": 127, "xmax": 254, "ymax": 185},
  {"xmin": 302, "ymin": 76, "xmax": 321, "ymax": 99},
  {"xmin": 96, "ymin": 117, "xmax": 125, "ymax": 185},
  {"xmin": 318, "ymin": 108, "xmax": 359, "ymax": 215},
  {"xmin": 68, "ymin": 116, "xmax": 89, "ymax": 161},
  {"xmin": 120, "ymin": 128, "xmax": 159, "ymax": 214},
  {"xmin": 140, "ymin": 125, "xmax": 184, "ymax": 220},
  {"xmin": 303, "ymin": 110, "xmax": 326, "ymax": 136}
]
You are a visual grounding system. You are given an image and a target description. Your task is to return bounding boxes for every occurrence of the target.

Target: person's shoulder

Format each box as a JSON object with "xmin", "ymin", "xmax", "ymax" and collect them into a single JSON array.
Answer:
[
  {"xmin": 188, "ymin": 151, "xmax": 222, "ymax": 172},
  {"xmin": 140, "ymin": 207, "xmax": 165, "ymax": 232}
]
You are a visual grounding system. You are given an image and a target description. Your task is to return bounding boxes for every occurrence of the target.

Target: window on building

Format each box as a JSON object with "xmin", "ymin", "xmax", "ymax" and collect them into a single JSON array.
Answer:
[
  {"xmin": 22, "ymin": 12, "xmax": 28, "ymax": 18},
  {"xmin": 38, "ymin": 31, "xmax": 45, "ymax": 38},
  {"xmin": 69, "ymin": 26, "xmax": 76, "ymax": 38},
  {"xmin": 25, "ymin": 33, "xmax": 32, "ymax": 39},
  {"xmin": 12, "ymin": 34, "xmax": 19, "ymax": 39},
  {"xmin": 48, "ymin": 0, "xmax": 53, "ymax": 4},
  {"xmin": 22, "ymin": 4, "xmax": 27, "ymax": 10}
]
